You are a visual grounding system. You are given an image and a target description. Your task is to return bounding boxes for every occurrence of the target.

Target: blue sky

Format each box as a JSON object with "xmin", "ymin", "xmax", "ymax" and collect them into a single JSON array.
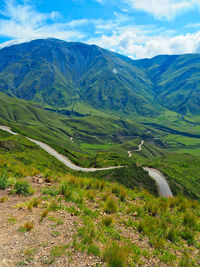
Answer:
[{"xmin": 0, "ymin": 0, "xmax": 200, "ymax": 59}]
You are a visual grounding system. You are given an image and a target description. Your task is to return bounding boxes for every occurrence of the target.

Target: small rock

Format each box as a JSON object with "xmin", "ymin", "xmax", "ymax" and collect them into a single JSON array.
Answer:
[{"xmin": 132, "ymin": 211, "xmax": 137, "ymax": 216}]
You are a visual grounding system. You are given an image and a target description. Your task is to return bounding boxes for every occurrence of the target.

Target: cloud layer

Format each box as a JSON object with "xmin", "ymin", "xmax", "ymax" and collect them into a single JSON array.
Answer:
[
  {"xmin": 125, "ymin": 0, "xmax": 194, "ymax": 20},
  {"xmin": 0, "ymin": 0, "xmax": 200, "ymax": 59},
  {"xmin": 0, "ymin": 0, "xmax": 84, "ymax": 42}
]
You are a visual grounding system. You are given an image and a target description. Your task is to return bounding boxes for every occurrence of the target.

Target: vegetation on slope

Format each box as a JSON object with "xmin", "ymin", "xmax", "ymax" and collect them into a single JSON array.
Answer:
[
  {"xmin": 0, "ymin": 129, "xmax": 158, "ymax": 196},
  {"xmin": 1, "ymin": 39, "xmax": 200, "ymax": 117},
  {"xmin": 0, "ymin": 38, "xmax": 160, "ymax": 117},
  {"xmin": 0, "ymin": 159, "xmax": 199, "ymax": 266},
  {"xmin": 0, "ymin": 92, "xmax": 154, "ymax": 167}
]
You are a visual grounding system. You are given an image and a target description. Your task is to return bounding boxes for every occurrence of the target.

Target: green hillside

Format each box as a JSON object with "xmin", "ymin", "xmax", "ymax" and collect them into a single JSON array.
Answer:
[
  {"xmin": 0, "ymin": 92, "xmax": 161, "ymax": 167},
  {"xmin": 0, "ymin": 129, "xmax": 199, "ymax": 266},
  {"xmin": 134, "ymin": 54, "xmax": 200, "ymax": 115},
  {"xmin": 1, "ymin": 39, "xmax": 200, "ymax": 117},
  {"xmin": 0, "ymin": 39, "xmax": 161, "ymax": 117},
  {"xmin": 0, "ymin": 39, "xmax": 200, "ymax": 200}
]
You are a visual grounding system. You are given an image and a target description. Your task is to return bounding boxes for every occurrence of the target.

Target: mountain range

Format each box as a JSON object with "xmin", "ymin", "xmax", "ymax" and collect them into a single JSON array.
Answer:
[{"xmin": 0, "ymin": 38, "xmax": 199, "ymax": 118}]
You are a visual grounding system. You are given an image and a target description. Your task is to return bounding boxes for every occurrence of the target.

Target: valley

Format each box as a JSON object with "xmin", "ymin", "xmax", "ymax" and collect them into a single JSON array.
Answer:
[
  {"xmin": 0, "ymin": 126, "xmax": 172, "ymax": 198},
  {"xmin": 0, "ymin": 38, "xmax": 199, "ymax": 266}
]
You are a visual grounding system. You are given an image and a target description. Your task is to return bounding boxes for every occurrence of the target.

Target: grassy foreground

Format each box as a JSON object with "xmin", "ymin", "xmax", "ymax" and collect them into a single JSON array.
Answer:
[{"xmin": 0, "ymin": 126, "xmax": 199, "ymax": 266}]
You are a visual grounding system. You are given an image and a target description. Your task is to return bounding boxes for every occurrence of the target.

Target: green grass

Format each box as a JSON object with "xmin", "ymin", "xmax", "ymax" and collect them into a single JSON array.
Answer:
[{"xmin": 0, "ymin": 149, "xmax": 199, "ymax": 266}]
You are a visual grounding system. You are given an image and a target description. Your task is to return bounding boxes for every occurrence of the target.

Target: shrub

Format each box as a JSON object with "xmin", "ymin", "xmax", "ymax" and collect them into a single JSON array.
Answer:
[
  {"xmin": 167, "ymin": 228, "xmax": 179, "ymax": 243},
  {"xmin": 86, "ymin": 190, "xmax": 95, "ymax": 201},
  {"xmin": 104, "ymin": 197, "xmax": 118, "ymax": 214},
  {"xmin": 149, "ymin": 237, "xmax": 165, "ymax": 250},
  {"xmin": 0, "ymin": 196, "xmax": 8, "ymax": 203},
  {"xmin": 19, "ymin": 222, "xmax": 34, "ymax": 232},
  {"xmin": 40, "ymin": 208, "xmax": 49, "ymax": 221},
  {"xmin": 102, "ymin": 216, "xmax": 114, "ymax": 227},
  {"xmin": 103, "ymin": 242, "xmax": 129, "ymax": 267},
  {"xmin": 0, "ymin": 171, "xmax": 8, "ymax": 189},
  {"xmin": 183, "ymin": 214, "xmax": 197, "ymax": 229},
  {"xmin": 78, "ymin": 223, "xmax": 96, "ymax": 245},
  {"xmin": 111, "ymin": 185, "xmax": 127, "ymax": 202},
  {"xmin": 13, "ymin": 180, "xmax": 33, "ymax": 196},
  {"xmin": 41, "ymin": 186, "xmax": 59, "ymax": 196},
  {"xmin": 87, "ymin": 244, "xmax": 100, "ymax": 256},
  {"xmin": 180, "ymin": 228, "xmax": 195, "ymax": 245}
]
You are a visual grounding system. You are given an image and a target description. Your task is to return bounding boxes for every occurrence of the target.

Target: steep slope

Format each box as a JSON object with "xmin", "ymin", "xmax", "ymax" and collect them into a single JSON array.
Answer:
[
  {"xmin": 0, "ymin": 38, "xmax": 160, "ymax": 117},
  {"xmin": 134, "ymin": 54, "xmax": 200, "ymax": 115},
  {"xmin": 0, "ymin": 38, "xmax": 199, "ymax": 120}
]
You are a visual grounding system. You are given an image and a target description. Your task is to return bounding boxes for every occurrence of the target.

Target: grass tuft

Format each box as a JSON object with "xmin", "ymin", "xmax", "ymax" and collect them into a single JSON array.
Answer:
[
  {"xmin": 103, "ymin": 242, "xmax": 129, "ymax": 267},
  {"xmin": 104, "ymin": 197, "xmax": 118, "ymax": 214},
  {"xmin": 19, "ymin": 222, "xmax": 34, "ymax": 232},
  {"xmin": 102, "ymin": 216, "xmax": 114, "ymax": 227},
  {"xmin": 13, "ymin": 179, "xmax": 33, "ymax": 196}
]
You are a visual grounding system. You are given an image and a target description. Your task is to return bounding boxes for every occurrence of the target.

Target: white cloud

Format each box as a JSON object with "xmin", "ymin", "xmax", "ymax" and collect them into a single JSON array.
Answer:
[
  {"xmin": 1, "ymin": 0, "xmax": 200, "ymax": 60},
  {"xmin": 185, "ymin": 22, "xmax": 200, "ymax": 29},
  {"xmin": 124, "ymin": 0, "xmax": 199, "ymax": 20},
  {"xmin": 88, "ymin": 29, "xmax": 200, "ymax": 59},
  {"xmin": 0, "ymin": 0, "xmax": 84, "ymax": 43}
]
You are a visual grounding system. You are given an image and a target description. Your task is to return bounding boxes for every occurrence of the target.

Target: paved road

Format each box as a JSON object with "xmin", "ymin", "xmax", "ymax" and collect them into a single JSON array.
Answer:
[
  {"xmin": 0, "ymin": 126, "xmax": 122, "ymax": 172},
  {"xmin": 0, "ymin": 126, "xmax": 173, "ymax": 197},
  {"xmin": 143, "ymin": 167, "xmax": 173, "ymax": 197},
  {"xmin": 128, "ymin": 140, "xmax": 144, "ymax": 157}
]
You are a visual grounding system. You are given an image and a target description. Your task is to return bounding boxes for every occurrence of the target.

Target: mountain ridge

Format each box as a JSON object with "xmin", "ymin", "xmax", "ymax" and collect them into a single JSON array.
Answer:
[{"xmin": 0, "ymin": 38, "xmax": 200, "ymax": 117}]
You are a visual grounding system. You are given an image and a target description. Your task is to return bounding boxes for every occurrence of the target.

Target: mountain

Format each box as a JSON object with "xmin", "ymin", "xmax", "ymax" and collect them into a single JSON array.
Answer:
[
  {"xmin": 1, "ymin": 38, "xmax": 199, "ymax": 117},
  {"xmin": 133, "ymin": 54, "xmax": 200, "ymax": 115},
  {"xmin": 0, "ymin": 38, "xmax": 161, "ymax": 117}
]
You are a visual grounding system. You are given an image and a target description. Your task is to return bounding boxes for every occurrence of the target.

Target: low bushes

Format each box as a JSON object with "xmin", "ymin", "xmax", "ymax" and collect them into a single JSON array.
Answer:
[{"xmin": 13, "ymin": 179, "xmax": 33, "ymax": 196}]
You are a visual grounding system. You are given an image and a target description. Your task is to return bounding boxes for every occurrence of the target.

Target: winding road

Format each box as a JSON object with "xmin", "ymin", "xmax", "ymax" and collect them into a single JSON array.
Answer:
[
  {"xmin": 128, "ymin": 140, "xmax": 144, "ymax": 157},
  {"xmin": 0, "ymin": 126, "xmax": 122, "ymax": 172},
  {"xmin": 143, "ymin": 167, "xmax": 173, "ymax": 197},
  {"xmin": 0, "ymin": 125, "xmax": 173, "ymax": 197}
]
